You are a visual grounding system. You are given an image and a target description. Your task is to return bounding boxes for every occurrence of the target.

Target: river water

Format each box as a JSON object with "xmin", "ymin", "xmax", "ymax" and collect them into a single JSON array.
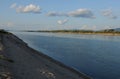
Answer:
[{"xmin": 13, "ymin": 32, "xmax": 120, "ymax": 79}]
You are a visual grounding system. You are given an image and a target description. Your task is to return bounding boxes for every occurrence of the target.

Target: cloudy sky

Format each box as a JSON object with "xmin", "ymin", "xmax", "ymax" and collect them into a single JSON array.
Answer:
[{"xmin": 0, "ymin": 0, "xmax": 120, "ymax": 30}]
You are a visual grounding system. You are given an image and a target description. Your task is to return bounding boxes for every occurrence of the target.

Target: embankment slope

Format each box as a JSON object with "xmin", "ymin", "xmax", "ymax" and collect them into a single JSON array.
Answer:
[{"xmin": 0, "ymin": 32, "xmax": 91, "ymax": 79}]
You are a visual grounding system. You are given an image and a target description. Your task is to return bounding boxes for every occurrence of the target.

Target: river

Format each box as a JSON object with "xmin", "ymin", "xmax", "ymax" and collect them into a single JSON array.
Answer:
[{"xmin": 13, "ymin": 32, "xmax": 120, "ymax": 79}]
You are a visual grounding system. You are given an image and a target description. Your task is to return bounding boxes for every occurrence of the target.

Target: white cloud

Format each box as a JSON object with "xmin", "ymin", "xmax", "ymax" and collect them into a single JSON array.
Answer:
[
  {"xmin": 6, "ymin": 22, "xmax": 14, "ymax": 27},
  {"xmin": 47, "ymin": 12, "xmax": 67, "ymax": 17},
  {"xmin": 102, "ymin": 9, "xmax": 112, "ymax": 16},
  {"xmin": 80, "ymin": 25, "xmax": 88, "ymax": 30},
  {"xmin": 11, "ymin": 4, "xmax": 41, "ymax": 13},
  {"xmin": 47, "ymin": 8, "xmax": 95, "ymax": 19},
  {"xmin": 109, "ymin": 15, "xmax": 117, "ymax": 19},
  {"xmin": 80, "ymin": 25, "xmax": 97, "ymax": 30},
  {"xmin": 68, "ymin": 9, "xmax": 95, "ymax": 18},
  {"xmin": 92, "ymin": 25, "xmax": 97, "ymax": 30},
  {"xmin": 10, "ymin": 3, "xmax": 17, "ymax": 8},
  {"xmin": 104, "ymin": 26, "xmax": 112, "ymax": 29},
  {"xmin": 102, "ymin": 9, "xmax": 117, "ymax": 19},
  {"xmin": 57, "ymin": 19, "xmax": 68, "ymax": 25}
]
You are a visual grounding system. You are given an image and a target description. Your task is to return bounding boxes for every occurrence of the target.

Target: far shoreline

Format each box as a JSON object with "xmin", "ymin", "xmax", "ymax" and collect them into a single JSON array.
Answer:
[{"xmin": 21, "ymin": 31, "xmax": 120, "ymax": 36}]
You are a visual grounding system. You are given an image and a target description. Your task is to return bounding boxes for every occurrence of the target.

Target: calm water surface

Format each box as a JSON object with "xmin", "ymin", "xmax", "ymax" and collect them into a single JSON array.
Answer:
[{"xmin": 13, "ymin": 32, "xmax": 120, "ymax": 79}]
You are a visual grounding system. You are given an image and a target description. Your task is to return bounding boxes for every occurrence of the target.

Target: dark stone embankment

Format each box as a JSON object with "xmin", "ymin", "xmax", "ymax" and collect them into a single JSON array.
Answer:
[{"xmin": 0, "ymin": 31, "xmax": 91, "ymax": 79}]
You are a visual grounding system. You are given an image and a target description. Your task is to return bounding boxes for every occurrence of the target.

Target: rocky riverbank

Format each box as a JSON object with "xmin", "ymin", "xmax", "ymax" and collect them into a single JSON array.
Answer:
[{"xmin": 0, "ymin": 31, "xmax": 91, "ymax": 79}]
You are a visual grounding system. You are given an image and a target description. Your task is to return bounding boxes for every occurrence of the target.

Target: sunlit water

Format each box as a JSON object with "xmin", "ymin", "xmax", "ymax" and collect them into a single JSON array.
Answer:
[{"xmin": 13, "ymin": 32, "xmax": 120, "ymax": 79}]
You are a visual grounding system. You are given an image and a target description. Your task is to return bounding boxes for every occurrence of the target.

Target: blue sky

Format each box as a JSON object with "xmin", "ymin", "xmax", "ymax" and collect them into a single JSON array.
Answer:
[{"xmin": 0, "ymin": 0, "xmax": 120, "ymax": 30}]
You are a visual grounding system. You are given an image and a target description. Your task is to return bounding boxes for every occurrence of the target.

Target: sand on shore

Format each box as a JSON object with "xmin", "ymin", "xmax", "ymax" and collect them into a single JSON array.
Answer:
[{"xmin": 0, "ymin": 33, "xmax": 91, "ymax": 79}]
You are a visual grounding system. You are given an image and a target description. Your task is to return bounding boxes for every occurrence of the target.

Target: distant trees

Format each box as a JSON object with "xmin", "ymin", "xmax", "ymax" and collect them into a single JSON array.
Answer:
[
  {"xmin": 26, "ymin": 29, "xmax": 120, "ymax": 34},
  {"xmin": 102, "ymin": 29, "xmax": 115, "ymax": 33}
]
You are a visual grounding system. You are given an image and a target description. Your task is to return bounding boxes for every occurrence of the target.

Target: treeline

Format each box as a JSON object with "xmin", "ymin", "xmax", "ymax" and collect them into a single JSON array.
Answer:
[{"xmin": 27, "ymin": 29, "xmax": 120, "ymax": 34}]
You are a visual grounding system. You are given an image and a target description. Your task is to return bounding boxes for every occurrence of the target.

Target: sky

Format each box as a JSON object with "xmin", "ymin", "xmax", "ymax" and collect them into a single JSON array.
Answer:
[{"xmin": 0, "ymin": 0, "xmax": 120, "ymax": 30}]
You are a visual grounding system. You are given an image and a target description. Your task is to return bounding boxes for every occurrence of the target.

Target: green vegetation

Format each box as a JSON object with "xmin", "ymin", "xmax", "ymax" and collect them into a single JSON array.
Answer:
[{"xmin": 26, "ymin": 29, "xmax": 120, "ymax": 35}]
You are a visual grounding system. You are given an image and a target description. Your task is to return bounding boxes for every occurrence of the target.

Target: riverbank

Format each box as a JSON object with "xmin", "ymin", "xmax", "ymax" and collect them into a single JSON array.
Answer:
[
  {"xmin": 23, "ymin": 31, "xmax": 120, "ymax": 36},
  {"xmin": 0, "ymin": 32, "xmax": 91, "ymax": 79},
  {"xmin": 25, "ymin": 29, "xmax": 120, "ymax": 36},
  {"xmin": 60, "ymin": 32, "xmax": 120, "ymax": 36}
]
